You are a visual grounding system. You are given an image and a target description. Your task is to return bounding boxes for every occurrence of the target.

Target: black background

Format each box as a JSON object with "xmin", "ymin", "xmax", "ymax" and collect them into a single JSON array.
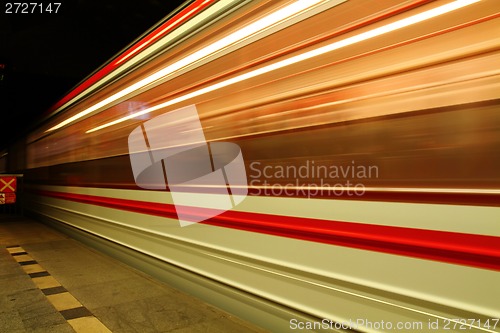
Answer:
[{"xmin": 0, "ymin": 0, "xmax": 185, "ymax": 149}]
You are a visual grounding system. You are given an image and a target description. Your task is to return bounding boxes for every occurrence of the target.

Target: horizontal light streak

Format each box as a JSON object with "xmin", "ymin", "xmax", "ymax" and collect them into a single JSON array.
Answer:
[
  {"xmin": 87, "ymin": 0, "xmax": 480, "ymax": 134},
  {"xmin": 115, "ymin": 0, "xmax": 213, "ymax": 66},
  {"xmin": 46, "ymin": 0, "xmax": 327, "ymax": 132},
  {"xmin": 141, "ymin": 183, "xmax": 500, "ymax": 195},
  {"xmin": 43, "ymin": 0, "xmax": 213, "ymax": 128}
]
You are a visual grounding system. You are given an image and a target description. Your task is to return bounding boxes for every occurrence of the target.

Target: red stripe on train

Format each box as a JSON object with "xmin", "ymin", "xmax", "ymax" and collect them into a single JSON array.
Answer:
[{"xmin": 36, "ymin": 190, "xmax": 500, "ymax": 271}]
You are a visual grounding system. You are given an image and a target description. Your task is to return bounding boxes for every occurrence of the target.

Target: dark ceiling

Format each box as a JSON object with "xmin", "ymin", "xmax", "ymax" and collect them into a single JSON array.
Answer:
[{"xmin": 0, "ymin": 0, "xmax": 185, "ymax": 149}]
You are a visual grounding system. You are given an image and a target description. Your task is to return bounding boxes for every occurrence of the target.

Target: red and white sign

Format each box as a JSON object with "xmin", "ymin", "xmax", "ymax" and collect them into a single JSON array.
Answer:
[{"xmin": 0, "ymin": 176, "xmax": 16, "ymax": 192}]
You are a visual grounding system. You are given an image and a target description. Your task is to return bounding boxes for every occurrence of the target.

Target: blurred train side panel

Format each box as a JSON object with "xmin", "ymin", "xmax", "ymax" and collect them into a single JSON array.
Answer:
[{"xmin": 12, "ymin": 0, "xmax": 500, "ymax": 332}]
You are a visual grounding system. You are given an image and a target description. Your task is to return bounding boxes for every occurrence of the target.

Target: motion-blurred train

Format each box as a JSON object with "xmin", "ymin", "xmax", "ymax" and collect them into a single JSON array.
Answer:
[{"xmin": 7, "ymin": 0, "xmax": 500, "ymax": 331}]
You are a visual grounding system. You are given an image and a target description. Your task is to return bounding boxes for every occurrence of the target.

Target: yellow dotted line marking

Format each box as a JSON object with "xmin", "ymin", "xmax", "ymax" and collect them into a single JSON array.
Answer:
[{"xmin": 6, "ymin": 245, "xmax": 112, "ymax": 333}]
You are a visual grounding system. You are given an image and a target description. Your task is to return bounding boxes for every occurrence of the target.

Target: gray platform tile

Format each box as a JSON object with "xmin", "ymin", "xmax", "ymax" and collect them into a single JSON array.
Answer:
[
  {"xmin": 54, "ymin": 265, "xmax": 137, "ymax": 289},
  {"xmin": 91, "ymin": 294, "xmax": 223, "ymax": 333},
  {"xmin": 0, "ymin": 221, "xmax": 67, "ymax": 245},
  {"xmin": 0, "ymin": 274, "xmax": 37, "ymax": 296},
  {"xmin": 27, "ymin": 322, "xmax": 76, "ymax": 333},
  {"xmin": 23, "ymin": 245, "xmax": 138, "ymax": 289},
  {"xmin": 23, "ymin": 243, "xmax": 108, "ymax": 267},
  {"xmin": 24, "ymin": 240, "xmax": 108, "ymax": 263},
  {"xmin": 0, "ymin": 309, "xmax": 25, "ymax": 332},
  {"xmin": 170, "ymin": 317, "xmax": 267, "ymax": 333},
  {"xmin": 0, "ymin": 251, "xmax": 23, "ymax": 274},
  {"xmin": 21, "ymin": 239, "xmax": 76, "ymax": 252},
  {"xmin": 21, "ymin": 311, "xmax": 68, "ymax": 331},
  {"xmin": 69, "ymin": 277, "xmax": 178, "ymax": 309},
  {"xmin": 0, "ymin": 289, "xmax": 69, "ymax": 332},
  {"xmin": 12, "ymin": 289, "xmax": 61, "ymax": 321},
  {"xmin": 0, "ymin": 289, "xmax": 35, "ymax": 313}
]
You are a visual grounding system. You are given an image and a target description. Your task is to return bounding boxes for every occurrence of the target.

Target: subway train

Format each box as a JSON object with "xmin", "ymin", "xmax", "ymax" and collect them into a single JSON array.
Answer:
[{"xmin": 12, "ymin": 0, "xmax": 500, "ymax": 331}]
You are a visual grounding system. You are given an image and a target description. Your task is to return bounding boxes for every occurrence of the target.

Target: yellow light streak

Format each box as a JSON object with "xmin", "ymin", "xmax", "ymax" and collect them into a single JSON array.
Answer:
[
  {"xmin": 86, "ymin": 0, "xmax": 480, "ymax": 134},
  {"xmin": 46, "ymin": 0, "xmax": 327, "ymax": 132}
]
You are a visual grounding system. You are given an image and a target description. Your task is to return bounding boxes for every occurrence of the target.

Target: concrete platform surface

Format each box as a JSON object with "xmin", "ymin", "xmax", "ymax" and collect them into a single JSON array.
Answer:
[{"xmin": 0, "ymin": 214, "xmax": 268, "ymax": 333}]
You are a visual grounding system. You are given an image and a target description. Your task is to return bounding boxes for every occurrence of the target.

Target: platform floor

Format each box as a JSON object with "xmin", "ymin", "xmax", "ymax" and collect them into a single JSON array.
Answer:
[{"xmin": 0, "ymin": 214, "xmax": 267, "ymax": 333}]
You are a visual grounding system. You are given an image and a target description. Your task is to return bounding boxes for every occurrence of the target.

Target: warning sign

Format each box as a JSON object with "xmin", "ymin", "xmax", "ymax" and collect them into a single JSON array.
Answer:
[{"xmin": 0, "ymin": 176, "xmax": 16, "ymax": 192}]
